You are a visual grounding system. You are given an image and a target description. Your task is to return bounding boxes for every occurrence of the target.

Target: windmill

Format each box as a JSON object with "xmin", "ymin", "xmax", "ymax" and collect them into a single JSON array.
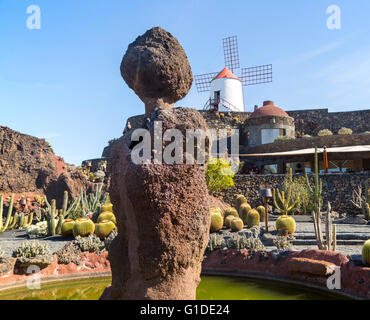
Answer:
[{"xmin": 194, "ymin": 36, "xmax": 273, "ymax": 112}]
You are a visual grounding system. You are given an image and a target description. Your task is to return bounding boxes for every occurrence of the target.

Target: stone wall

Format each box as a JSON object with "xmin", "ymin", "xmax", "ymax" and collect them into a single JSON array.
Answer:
[
  {"xmin": 213, "ymin": 173, "xmax": 370, "ymax": 214},
  {"xmin": 288, "ymin": 109, "xmax": 370, "ymax": 136},
  {"xmin": 244, "ymin": 133, "xmax": 370, "ymax": 154}
]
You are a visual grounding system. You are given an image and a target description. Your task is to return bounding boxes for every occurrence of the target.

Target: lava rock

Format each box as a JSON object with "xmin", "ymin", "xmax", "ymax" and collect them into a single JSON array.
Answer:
[
  {"xmin": 0, "ymin": 258, "xmax": 15, "ymax": 274},
  {"xmin": 15, "ymin": 254, "xmax": 56, "ymax": 270},
  {"xmin": 101, "ymin": 107, "xmax": 210, "ymax": 300},
  {"xmin": 121, "ymin": 27, "xmax": 193, "ymax": 114}
]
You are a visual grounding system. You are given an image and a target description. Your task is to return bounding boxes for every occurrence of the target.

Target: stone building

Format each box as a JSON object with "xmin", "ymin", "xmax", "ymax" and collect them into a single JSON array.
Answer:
[{"xmin": 244, "ymin": 101, "xmax": 295, "ymax": 147}]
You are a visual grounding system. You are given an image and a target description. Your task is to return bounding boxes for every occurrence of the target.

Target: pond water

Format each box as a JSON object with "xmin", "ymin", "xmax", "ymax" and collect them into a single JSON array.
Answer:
[{"xmin": 0, "ymin": 276, "xmax": 348, "ymax": 300}]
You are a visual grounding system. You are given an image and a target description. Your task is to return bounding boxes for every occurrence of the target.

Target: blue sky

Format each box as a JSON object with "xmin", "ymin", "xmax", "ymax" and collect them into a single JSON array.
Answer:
[{"xmin": 1, "ymin": 0, "xmax": 370, "ymax": 164}]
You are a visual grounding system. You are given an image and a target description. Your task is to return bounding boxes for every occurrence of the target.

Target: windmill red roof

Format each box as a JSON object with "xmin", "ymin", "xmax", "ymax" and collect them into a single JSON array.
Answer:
[
  {"xmin": 250, "ymin": 101, "xmax": 290, "ymax": 118},
  {"xmin": 212, "ymin": 67, "xmax": 240, "ymax": 81}
]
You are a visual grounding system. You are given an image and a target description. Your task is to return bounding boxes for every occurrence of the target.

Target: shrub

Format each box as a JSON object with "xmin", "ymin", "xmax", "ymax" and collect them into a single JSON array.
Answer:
[
  {"xmin": 338, "ymin": 127, "xmax": 353, "ymax": 135},
  {"xmin": 318, "ymin": 129, "xmax": 333, "ymax": 136},
  {"xmin": 206, "ymin": 158, "xmax": 235, "ymax": 193},
  {"xmin": 104, "ymin": 229, "xmax": 117, "ymax": 251},
  {"xmin": 274, "ymin": 136, "xmax": 295, "ymax": 143},
  {"xmin": 273, "ymin": 236, "xmax": 293, "ymax": 250},
  {"xmin": 74, "ymin": 235, "xmax": 105, "ymax": 253},
  {"xmin": 12, "ymin": 241, "xmax": 49, "ymax": 258}
]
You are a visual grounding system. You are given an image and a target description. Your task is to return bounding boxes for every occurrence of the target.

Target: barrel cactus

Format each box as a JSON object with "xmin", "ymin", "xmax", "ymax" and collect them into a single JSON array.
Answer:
[
  {"xmin": 210, "ymin": 213, "xmax": 223, "ymax": 233},
  {"xmin": 231, "ymin": 218, "xmax": 244, "ymax": 232},
  {"xmin": 256, "ymin": 205, "xmax": 266, "ymax": 222},
  {"xmin": 223, "ymin": 207, "xmax": 239, "ymax": 219},
  {"xmin": 246, "ymin": 209, "xmax": 260, "ymax": 228},
  {"xmin": 362, "ymin": 240, "xmax": 370, "ymax": 266},
  {"xmin": 72, "ymin": 218, "xmax": 95, "ymax": 237},
  {"xmin": 276, "ymin": 215, "xmax": 296, "ymax": 235},
  {"xmin": 235, "ymin": 195, "xmax": 248, "ymax": 212},
  {"xmin": 239, "ymin": 203, "xmax": 252, "ymax": 224},
  {"xmin": 97, "ymin": 212, "xmax": 117, "ymax": 225},
  {"xmin": 224, "ymin": 215, "xmax": 236, "ymax": 228},
  {"xmin": 101, "ymin": 203, "xmax": 113, "ymax": 213},
  {"xmin": 95, "ymin": 220, "xmax": 117, "ymax": 240},
  {"xmin": 210, "ymin": 207, "xmax": 223, "ymax": 217},
  {"xmin": 61, "ymin": 219, "xmax": 76, "ymax": 238}
]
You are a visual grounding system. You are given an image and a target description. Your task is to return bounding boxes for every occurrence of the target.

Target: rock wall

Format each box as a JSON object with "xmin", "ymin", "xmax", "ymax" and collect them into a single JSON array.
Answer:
[
  {"xmin": 0, "ymin": 126, "xmax": 94, "ymax": 205},
  {"xmin": 213, "ymin": 173, "xmax": 370, "ymax": 214},
  {"xmin": 244, "ymin": 133, "xmax": 370, "ymax": 154}
]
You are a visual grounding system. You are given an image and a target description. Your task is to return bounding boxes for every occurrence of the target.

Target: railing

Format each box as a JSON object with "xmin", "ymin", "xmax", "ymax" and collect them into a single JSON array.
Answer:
[{"xmin": 203, "ymin": 98, "xmax": 237, "ymax": 111}]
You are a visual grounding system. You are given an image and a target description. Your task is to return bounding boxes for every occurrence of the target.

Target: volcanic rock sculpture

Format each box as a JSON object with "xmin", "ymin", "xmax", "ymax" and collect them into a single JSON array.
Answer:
[
  {"xmin": 121, "ymin": 26, "xmax": 193, "ymax": 114},
  {"xmin": 101, "ymin": 27, "xmax": 210, "ymax": 300}
]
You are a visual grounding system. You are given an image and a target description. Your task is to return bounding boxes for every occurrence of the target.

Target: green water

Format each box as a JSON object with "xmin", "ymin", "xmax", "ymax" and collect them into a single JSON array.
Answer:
[{"xmin": 0, "ymin": 276, "xmax": 348, "ymax": 300}]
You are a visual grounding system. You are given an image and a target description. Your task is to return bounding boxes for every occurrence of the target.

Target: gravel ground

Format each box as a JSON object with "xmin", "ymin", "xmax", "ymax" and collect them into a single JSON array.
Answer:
[
  {"xmin": 1, "ymin": 218, "xmax": 369, "ymax": 259},
  {"xmin": 0, "ymin": 230, "xmax": 72, "ymax": 258}
]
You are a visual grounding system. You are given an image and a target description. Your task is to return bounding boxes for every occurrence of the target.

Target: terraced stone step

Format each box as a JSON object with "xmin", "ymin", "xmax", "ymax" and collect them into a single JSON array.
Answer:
[
  {"xmin": 294, "ymin": 233, "xmax": 370, "ymax": 241},
  {"xmin": 291, "ymin": 239, "xmax": 365, "ymax": 246}
]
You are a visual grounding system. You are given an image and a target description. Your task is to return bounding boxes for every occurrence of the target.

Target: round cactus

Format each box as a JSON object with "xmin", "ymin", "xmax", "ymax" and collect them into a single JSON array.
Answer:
[
  {"xmin": 362, "ymin": 240, "xmax": 370, "ymax": 266},
  {"xmin": 231, "ymin": 218, "xmax": 244, "ymax": 232},
  {"xmin": 101, "ymin": 203, "xmax": 113, "ymax": 213},
  {"xmin": 98, "ymin": 212, "xmax": 117, "ymax": 225},
  {"xmin": 256, "ymin": 205, "xmax": 266, "ymax": 222},
  {"xmin": 239, "ymin": 203, "xmax": 252, "ymax": 224},
  {"xmin": 73, "ymin": 218, "xmax": 95, "ymax": 237},
  {"xmin": 223, "ymin": 207, "xmax": 239, "ymax": 219},
  {"xmin": 246, "ymin": 209, "xmax": 260, "ymax": 228},
  {"xmin": 224, "ymin": 215, "xmax": 236, "ymax": 228},
  {"xmin": 210, "ymin": 213, "xmax": 223, "ymax": 233},
  {"xmin": 95, "ymin": 220, "xmax": 117, "ymax": 239},
  {"xmin": 210, "ymin": 207, "xmax": 223, "ymax": 216},
  {"xmin": 235, "ymin": 195, "xmax": 248, "ymax": 212},
  {"xmin": 275, "ymin": 215, "xmax": 296, "ymax": 235},
  {"xmin": 61, "ymin": 219, "xmax": 76, "ymax": 238}
]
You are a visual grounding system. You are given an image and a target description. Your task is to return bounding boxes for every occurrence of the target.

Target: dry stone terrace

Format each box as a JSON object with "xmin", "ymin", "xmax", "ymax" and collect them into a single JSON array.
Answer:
[{"xmin": 214, "ymin": 173, "xmax": 370, "ymax": 214}]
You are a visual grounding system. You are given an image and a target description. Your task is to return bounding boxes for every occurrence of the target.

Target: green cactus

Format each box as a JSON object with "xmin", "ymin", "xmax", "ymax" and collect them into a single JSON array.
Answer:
[
  {"xmin": 235, "ymin": 195, "xmax": 248, "ymax": 213},
  {"xmin": 275, "ymin": 215, "xmax": 296, "ymax": 235},
  {"xmin": 273, "ymin": 168, "xmax": 299, "ymax": 215},
  {"xmin": 256, "ymin": 205, "xmax": 266, "ymax": 222},
  {"xmin": 362, "ymin": 240, "xmax": 370, "ymax": 266},
  {"xmin": 95, "ymin": 220, "xmax": 117, "ymax": 240},
  {"xmin": 210, "ymin": 213, "xmax": 223, "ymax": 233},
  {"xmin": 61, "ymin": 219, "xmax": 76, "ymax": 238},
  {"xmin": 246, "ymin": 209, "xmax": 260, "ymax": 228},
  {"xmin": 56, "ymin": 213, "xmax": 64, "ymax": 235},
  {"xmin": 0, "ymin": 194, "xmax": 15, "ymax": 232},
  {"xmin": 73, "ymin": 218, "xmax": 95, "ymax": 237},
  {"xmin": 239, "ymin": 203, "xmax": 251, "ymax": 225},
  {"xmin": 224, "ymin": 215, "xmax": 236, "ymax": 228},
  {"xmin": 231, "ymin": 218, "xmax": 244, "ymax": 232},
  {"xmin": 23, "ymin": 212, "xmax": 34, "ymax": 228},
  {"xmin": 97, "ymin": 212, "xmax": 116, "ymax": 225},
  {"xmin": 223, "ymin": 207, "xmax": 239, "ymax": 219}
]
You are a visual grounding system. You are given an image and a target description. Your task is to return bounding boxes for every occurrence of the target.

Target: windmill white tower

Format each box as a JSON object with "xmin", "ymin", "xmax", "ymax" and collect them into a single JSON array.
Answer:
[{"xmin": 195, "ymin": 36, "xmax": 273, "ymax": 112}]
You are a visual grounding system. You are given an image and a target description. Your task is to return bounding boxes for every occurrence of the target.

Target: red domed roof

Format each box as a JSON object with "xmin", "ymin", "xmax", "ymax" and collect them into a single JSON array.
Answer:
[
  {"xmin": 212, "ymin": 67, "xmax": 240, "ymax": 81},
  {"xmin": 250, "ymin": 101, "xmax": 289, "ymax": 118}
]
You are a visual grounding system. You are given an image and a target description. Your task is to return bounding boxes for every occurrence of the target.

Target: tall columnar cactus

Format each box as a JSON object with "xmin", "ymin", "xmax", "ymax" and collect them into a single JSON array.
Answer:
[
  {"xmin": 80, "ymin": 184, "xmax": 107, "ymax": 217},
  {"xmin": 273, "ymin": 169, "xmax": 299, "ymax": 215},
  {"xmin": 45, "ymin": 198, "xmax": 57, "ymax": 236},
  {"xmin": 305, "ymin": 147, "xmax": 336, "ymax": 251},
  {"xmin": 0, "ymin": 194, "xmax": 15, "ymax": 233}
]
